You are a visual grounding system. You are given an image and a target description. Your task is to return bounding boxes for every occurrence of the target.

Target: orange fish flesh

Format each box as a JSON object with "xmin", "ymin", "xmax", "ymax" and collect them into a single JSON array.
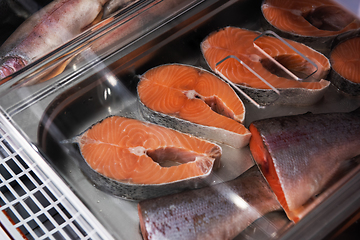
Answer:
[
  {"xmin": 329, "ymin": 36, "xmax": 360, "ymax": 95},
  {"xmin": 138, "ymin": 64, "xmax": 251, "ymax": 148},
  {"xmin": 201, "ymin": 27, "xmax": 331, "ymax": 105},
  {"xmin": 77, "ymin": 116, "xmax": 222, "ymax": 199},
  {"xmin": 262, "ymin": 0, "xmax": 360, "ymax": 38}
]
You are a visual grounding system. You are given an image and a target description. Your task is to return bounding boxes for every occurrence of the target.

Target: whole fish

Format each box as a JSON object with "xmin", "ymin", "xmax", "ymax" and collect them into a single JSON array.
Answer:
[
  {"xmin": 138, "ymin": 166, "xmax": 281, "ymax": 240},
  {"xmin": 249, "ymin": 108, "xmax": 360, "ymax": 222},
  {"xmin": 0, "ymin": 0, "xmax": 136, "ymax": 79}
]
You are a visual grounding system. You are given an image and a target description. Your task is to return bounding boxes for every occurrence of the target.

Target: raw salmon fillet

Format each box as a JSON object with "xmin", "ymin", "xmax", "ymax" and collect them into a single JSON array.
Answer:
[
  {"xmin": 78, "ymin": 116, "xmax": 222, "ymax": 185},
  {"xmin": 201, "ymin": 27, "xmax": 330, "ymax": 90},
  {"xmin": 262, "ymin": 0, "xmax": 360, "ymax": 37},
  {"xmin": 138, "ymin": 64, "xmax": 251, "ymax": 148}
]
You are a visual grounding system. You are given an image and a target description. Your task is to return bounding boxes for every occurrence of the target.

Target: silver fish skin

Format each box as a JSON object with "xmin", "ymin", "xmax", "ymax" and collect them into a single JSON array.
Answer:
[
  {"xmin": 249, "ymin": 108, "xmax": 360, "ymax": 221},
  {"xmin": 139, "ymin": 100, "xmax": 251, "ymax": 149},
  {"xmin": 138, "ymin": 166, "xmax": 281, "ymax": 240},
  {"xmin": 0, "ymin": 0, "xmax": 135, "ymax": 79}
]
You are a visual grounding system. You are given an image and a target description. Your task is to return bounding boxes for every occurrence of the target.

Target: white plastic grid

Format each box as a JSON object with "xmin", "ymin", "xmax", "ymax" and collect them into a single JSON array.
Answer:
[{"xmin": 0, "ymin": 126, "xmax": 110, "ymax": 240}]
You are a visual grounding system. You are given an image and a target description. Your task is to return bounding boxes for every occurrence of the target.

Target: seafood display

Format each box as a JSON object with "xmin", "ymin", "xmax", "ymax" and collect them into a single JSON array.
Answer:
[
  {"xmin": 76, "ymin": 115, "xmax": 222, "ymax": 200},
  {"xmin": 16, "ymin": 0, "xmax": 360, "ymax": 239},
  {"xmin": 261, "ymin": 0, "xmax": 360, "ymax": 51},
  {"xmin": 138, "ymin": 166, "xmax": 282, "ymax": 240},
  {"xmin": 0, "ymin": 0, "xmax": 137, "ymax": 79},
  {"xmin": 201, "ymin": 27, "xmax": 331, "ymax": 106},
  {"xmin": 249, "ymin": 108, "xmax": 360, "ymax": 222},
  {"xmin": 329, "ymin": 36, "xmax": 360, "ymax": 95},
  {"xmin": 138, "ymin": 64, "xmax": 251, "ymax": 148}
]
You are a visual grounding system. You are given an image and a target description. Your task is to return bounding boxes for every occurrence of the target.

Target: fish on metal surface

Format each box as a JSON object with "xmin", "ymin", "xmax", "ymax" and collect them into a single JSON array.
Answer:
[
  {"xmin": 138, "ymin": 166, "xmax": 282, "ymax": 240},
  {"xmin": 249, "ymin": 108, "xmax": 360, "ymax": 222},
  {"xmin": 76, "ymin": 115, "xmax": 222, "ymax": 200},
  {"xmin": 201, "ymin": 27, "xmax": 331, "ymax": 106},
  {"xmin": 0, "ymin": 0, "xmax": 137, "ymax": 79},
  {"xmin": 137, "ymin": 64, "xmax": 251, "ymax": 149}
]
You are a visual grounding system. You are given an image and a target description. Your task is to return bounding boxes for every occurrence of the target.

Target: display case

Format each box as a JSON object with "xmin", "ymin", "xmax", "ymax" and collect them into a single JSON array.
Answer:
[{"xmin": 0, "ymin": 0, "xmax": 359, "ymax": 239}]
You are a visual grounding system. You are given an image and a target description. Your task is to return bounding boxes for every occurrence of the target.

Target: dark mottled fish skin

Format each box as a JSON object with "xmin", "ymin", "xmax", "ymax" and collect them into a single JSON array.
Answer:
[
  {"xmin": 328, "ymin": 68, "xmax": 360, "ymax": 96},
  {"xmin": 138, "ymin": 166, "xmax": 281, "ymax": 240},
  {"xmin": 249, "ymin": 108, "xmax": 360, "ymax": 221}
]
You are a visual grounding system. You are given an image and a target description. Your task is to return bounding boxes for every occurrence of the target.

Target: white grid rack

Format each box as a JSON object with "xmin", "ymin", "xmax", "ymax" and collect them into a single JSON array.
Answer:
[{"xmin": 0, "ymin": 111, "xmax": 114, "ymax": 240}]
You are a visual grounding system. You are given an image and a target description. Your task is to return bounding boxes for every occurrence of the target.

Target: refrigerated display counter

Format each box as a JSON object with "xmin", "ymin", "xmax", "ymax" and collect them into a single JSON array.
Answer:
[{"xmin": 0, "ymin": 0, "xmax": 359, "ymax": 239}]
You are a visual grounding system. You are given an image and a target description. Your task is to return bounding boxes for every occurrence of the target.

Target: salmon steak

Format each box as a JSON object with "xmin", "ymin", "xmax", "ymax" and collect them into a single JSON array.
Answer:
[
  {"xmin": 329, "ymin": 36, "xmax": 360, "ymax": 95},
  {"xmin": 201, "ymin": 27, "xmax": 331, "ymax": 106},
  {"xmin": 249, "ymin": 108, "xmax": 360, "ymax": 222},
  {"xmin": 261, "ymin": 0, "xmax": 360, "ymax": 48},
  {"xmin": 137, "ymin": 64, "xmax": 251, "ymax": 148},
  {"xmin": 138, "ymin": 166, "xmax": 282, "ymax": 240},
  {"xmin": 77, "ymin": 116, "xmax": 222, "ymax": 200}
]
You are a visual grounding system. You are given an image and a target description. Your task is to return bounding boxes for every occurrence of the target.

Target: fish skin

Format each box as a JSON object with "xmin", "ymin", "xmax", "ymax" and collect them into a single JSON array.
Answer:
[
  {"xmin": 138, "ymin": 166, "xmax": 282, "ymax": 240},
  {"xmin": 76, "ymin": 115, "xmax": 222, "ymax": 200},
  {"xmin": 249, "ymin": 108, "xmax": 360, "ymax": 221},
  {"xmin": 137, "ymin": 64, "xmax": 251, "ymax": 149},
  {"xmin": 329, "ymin": 68, "xmax": 360, "ymax": 96},
  {"xmin": 0, "ymin": 0, "xmax": 136, "ymax": 79},
  {"xmin": 231, "ymin": 83, "xmax": 330, "ymax": 106},
  {"xmin": 139, "ymin": 100, "xmax": 251, "ymax": 149}
]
